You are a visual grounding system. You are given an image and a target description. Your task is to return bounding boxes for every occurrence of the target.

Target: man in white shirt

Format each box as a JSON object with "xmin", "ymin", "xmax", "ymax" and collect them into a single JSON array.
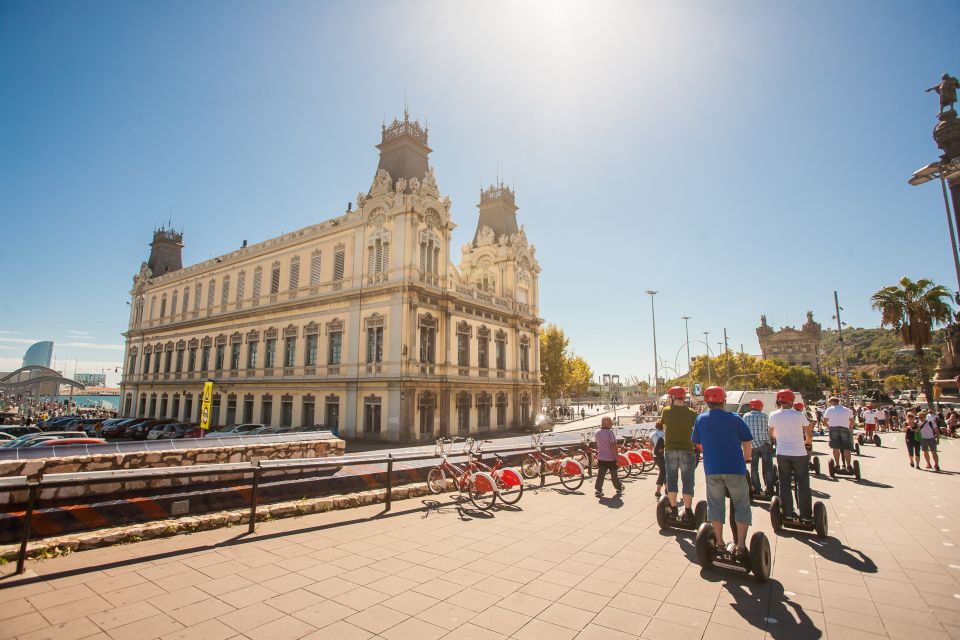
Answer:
[
  {"xmin": 823, "ymin": 396, "xmax": 855, "ymax": 470},
  {"xmin": 876, "ymin": 406, "xmax": 889, "ymax": 432},
  {"xmin": 861, "ymin": 402, "xmax": 878, "ymax": 438},
  {"xmin": 769, "ymin": 389, "xmax": 814, "ymax": 519}
]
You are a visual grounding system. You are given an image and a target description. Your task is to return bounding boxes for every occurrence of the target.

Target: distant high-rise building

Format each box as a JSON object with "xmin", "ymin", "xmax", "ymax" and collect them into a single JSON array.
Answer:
[{"xmin": 22, "ymin": 341, "xmax": 53, "ymax": 368}]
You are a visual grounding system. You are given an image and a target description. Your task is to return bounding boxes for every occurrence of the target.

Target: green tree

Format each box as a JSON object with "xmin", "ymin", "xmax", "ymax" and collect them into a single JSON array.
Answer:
[
  {"xmin": 883, "ymin": 374, "xmax": 912, "ymax": 393},
  {"xmin": 565, "ymin": 355, "xmax": 593, "ymax": 398},
  {"xmin": 872, "ymin": 276, "xmax": 953, "ymax": 411},
  {"xmin": 539, "ymin": 324, "xmax": 569, "ymax": 406}
]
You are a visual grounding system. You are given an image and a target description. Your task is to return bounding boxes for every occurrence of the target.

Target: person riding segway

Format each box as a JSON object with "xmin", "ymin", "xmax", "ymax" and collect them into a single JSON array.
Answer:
[
  {"xmin": 858, "ymin": 402, "xmax": 881, "ymax": 450},
  {"xmin": 658, "ymin": 386, "xmax": 701, "ymax": 528},
  {"xmin": 743, "ymin": 399, "xmax": 776, "ymax": 500},
  {"xmin": 824, "ymin": 396, "xmax": 860, "ymax": 480},
  {"xmin": 769, "ymin": 390, "xmax": 828, "ymax": 537},
  {"xmin": 692, "ymin": 386, "xmax": 771, "ymax": 582},
  {"xmin": 794, "ymin": 401, "xmax": 821, "ymax": 475}
]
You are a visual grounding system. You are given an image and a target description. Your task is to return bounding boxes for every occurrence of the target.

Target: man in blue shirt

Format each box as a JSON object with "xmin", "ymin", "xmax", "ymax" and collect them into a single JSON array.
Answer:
[{"xmin": 691, "ymin": 386, "xmax": 754, "ymax": 558}]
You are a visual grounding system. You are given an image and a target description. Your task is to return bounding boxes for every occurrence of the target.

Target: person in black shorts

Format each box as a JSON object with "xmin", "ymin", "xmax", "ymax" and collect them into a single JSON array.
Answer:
[
  {"xmin": 904, "ymin": 411, "xmax": 921, "ymax": 468},
  {"xmin": 823, "ymin": 396, "xmax": 855, "ymax": 470}
]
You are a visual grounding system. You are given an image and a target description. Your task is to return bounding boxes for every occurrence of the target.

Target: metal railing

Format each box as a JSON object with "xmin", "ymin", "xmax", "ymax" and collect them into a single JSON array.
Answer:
[{"xmin": 1, "ymin": 433, "xmax": 606, "ymax": 575}]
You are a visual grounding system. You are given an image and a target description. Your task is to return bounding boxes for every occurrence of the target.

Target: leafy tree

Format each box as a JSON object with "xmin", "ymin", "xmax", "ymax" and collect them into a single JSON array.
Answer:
[
  {"xmin": 539, "ymin": 324, "xmax": 569, "ymax": 406},
  {"xmin": 565, "ymin": 355, "xmax": 593, "ymax": 398},
  {"xmin": 883, "ymin": 374, "xmax": 912, "ymax": 393},
  {"xmin": 872, "ymin": 276, "xmax": 953, "ymax": 411}
]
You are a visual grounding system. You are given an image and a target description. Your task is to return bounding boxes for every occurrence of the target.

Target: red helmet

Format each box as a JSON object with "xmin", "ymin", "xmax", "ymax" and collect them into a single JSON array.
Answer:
[
  {"xmin": 748, "ymin": 399, "xmax": 764, "ymax": 411},
  {"xmin": 667, "ymin": 386, "xmax": 687, "ymax": 400},
  {"xmin": 776, "ymin": 389, "xmax": 796, "ymax": 405},
  {"xmin": 704, "ymin": 386, "xmax": 727, "ymax": 403},
  {"xmin": 793, "ymin": 402, "xmax": 804, "ymax": 411}
]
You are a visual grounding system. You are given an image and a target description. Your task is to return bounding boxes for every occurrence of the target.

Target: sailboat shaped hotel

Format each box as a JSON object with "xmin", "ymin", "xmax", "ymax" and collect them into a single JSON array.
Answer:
[{"xmin": 119, "ymin": 113, "xmax": 542, "ymax": 441}]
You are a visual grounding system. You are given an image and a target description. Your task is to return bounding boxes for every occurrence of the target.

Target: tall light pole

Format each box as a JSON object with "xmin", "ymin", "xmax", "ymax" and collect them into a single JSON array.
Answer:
[
  {"xmin": 908, "ymin": 160, "xmax": 960, "ymax": 293},
  {"xmin": 703, "ymin": 331, "xmax": 712, "ymax": 385},
  {"xmin": 833, "ymin": 291, "xmax": 849, "ymax": 400},
  {"xmin": 682, "ymin": 316, "xmax": 692, "ymax": 392},
  {"xmin": 646, "ymin": 290, "xmax": 659, "ymax": 397},
  {"xmin": 723, "ymin": 328, "xmax": 731, "ymax": 383}
]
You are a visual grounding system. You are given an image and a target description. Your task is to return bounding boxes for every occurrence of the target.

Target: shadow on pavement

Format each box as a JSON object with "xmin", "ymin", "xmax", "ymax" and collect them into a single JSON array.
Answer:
[
  {"xmin": 703, "ymin": 574, "xmax": 823, "ymax": 639},
  {"xmin": 597, "ymin": 496, "xmax": 622, "ymax": 509},
  {"xmin": 794, "ymin": 535, "xmax": 878, "ymax": 573},
  {"xmin": 853, "ymin": 479, "xmax": 893, "ymax": 489}
]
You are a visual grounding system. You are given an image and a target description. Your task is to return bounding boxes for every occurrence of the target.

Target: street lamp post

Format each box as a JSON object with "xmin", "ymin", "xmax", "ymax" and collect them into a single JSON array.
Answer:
[
  {"xmin": 703, "ymin": 331, "xmax": 712, "ymax": 385},
  {"xmin": 908, "ymin": 160, "xmax": 960, "ymax": 293},
  {"xmin": 646, "ymin": 290, "xmax": 659, "ymax": 397},
  {"xmin": 682, "ymin": 316, "xmax": 692, "ymax": 392}
]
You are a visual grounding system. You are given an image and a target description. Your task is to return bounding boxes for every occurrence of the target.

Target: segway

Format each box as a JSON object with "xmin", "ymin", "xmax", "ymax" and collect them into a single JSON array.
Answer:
[
  {"xmin": 857, "ymin": 431, "xmax": 881, "ymax": 447},
  {"xmin": 828, "ymin": 457, "xmax": 860, "ymax": 481},
  {"xmin": 695, "ymin": 500, "xmax": 771, "ymax": 582},
  {"xmin": 806, "ymin": 444, "xmax": 821, "ymax": 475},
  {"xmin": 656, "ymin": 495, "xmax": 707, "ymax": 531},
  {"xmin": 749, "ymin": 466, "xmax": 778, "ymax": 503},
  {"xmin": 769, "ymin": 478, "xmax": 828, "ymax": 538}
]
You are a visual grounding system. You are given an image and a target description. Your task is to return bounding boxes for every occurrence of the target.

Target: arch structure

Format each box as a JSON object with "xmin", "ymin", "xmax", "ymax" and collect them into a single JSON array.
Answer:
[{"xmin": 0, "ymin": 366, "xmax": 86, "ymax": 396}]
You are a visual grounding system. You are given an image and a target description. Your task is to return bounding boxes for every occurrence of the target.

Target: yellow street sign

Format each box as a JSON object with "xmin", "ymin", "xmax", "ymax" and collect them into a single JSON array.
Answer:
[{"xmin": 199, "ymin": 381, "xmax": 214, "ymax": 431}]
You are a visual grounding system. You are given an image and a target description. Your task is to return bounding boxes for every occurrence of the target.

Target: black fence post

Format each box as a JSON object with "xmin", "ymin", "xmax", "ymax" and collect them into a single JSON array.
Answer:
[
  {"xmin": 17, "ymin": 481, "xmax": 39, "ymax": 575},
  {"xmin": 587, "ymin": 448, "xmax": 594, "ymax": 478},
  {"xmin": 248, "ymin": 465, "xmax": 261, "ymax": 534},
  {"xmin": 539, "ymin": 458, "xmax": 546, "ymax": 488},
  {"xmin": 385, "ymin": 454, "xmax": 393, "ymax": 512}
]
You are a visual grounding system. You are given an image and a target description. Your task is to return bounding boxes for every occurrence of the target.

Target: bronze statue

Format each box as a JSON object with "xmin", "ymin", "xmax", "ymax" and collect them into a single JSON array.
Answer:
[{"xmin": 927, "ymin": 73, "xmax": 959, "ymax": 114}]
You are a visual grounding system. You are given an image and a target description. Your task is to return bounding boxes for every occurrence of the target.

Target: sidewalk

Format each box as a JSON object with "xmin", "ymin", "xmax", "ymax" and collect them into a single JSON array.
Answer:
[{"xmin": 1, "ymin": 434, "xmax": 958, "ymax": 639}]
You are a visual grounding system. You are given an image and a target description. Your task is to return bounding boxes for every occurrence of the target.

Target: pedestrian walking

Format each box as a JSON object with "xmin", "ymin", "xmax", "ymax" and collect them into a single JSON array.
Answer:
[
  {"xmin": 904, "ymin": 411, "xmax": 921, "ymax": 468},
  {"xmin": 594, "ymin": 417, "xmax": 623, "ymax": 498},
  {"xmin": 651, "ymin": 420, "xmax": 666, "ymax": 499},
  {"xmin": 691, "ymin": 386, "xmax": 754, "ymax": 559}
]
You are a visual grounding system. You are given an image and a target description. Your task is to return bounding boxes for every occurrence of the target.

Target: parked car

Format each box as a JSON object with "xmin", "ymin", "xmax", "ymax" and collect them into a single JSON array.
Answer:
[
  {"xmin": 218, "ymin": 423, "xmax": 266, "ymax": 436},
  {"xmin": 0, "ymin": 426, "xmax": 41, "ymax": 438},
  {"xmin": 179, "ymin": 425, "xmax": 203, "ymax": 438},
  {"xmin": 288, "ymin": 424, "xmax": 327, "ymax": 433},
  {"xmin": 39, "ymin": 416, "xmax": 80, "ymax": 430},
  {"xmin": 128, "ymin": 419, "xmax": 172, "ymax": 440},
  {"xmin": 101, "ymin": 418, "xmax": 139, "ymax": 438},
  {"xmin": 171, "ymin": 423, "xmax": 200, "ymax": 438},
  {"xmin": 1, "ymin": 432, "xmax": 87, "ymax": 448},
  {"xmin": 0, "ymin": 433, "xmax": 14, "ymax": 441},
  {"xmin": 148, "ymin": 422, "xmax": 188, "ymax": 440},
  {"xmin": 519, "ymin": 413, "xmax": 555, "ymax": 433},
  {"xmin": 32, "ymin": 437, "xmax": 107, "ymax": 447}
]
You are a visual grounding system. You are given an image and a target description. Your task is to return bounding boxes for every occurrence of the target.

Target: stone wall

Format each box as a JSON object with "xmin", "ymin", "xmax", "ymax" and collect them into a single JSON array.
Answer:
[{"xmin": 0, "ymin": 438, "xmax": 345, "ymax": 505}]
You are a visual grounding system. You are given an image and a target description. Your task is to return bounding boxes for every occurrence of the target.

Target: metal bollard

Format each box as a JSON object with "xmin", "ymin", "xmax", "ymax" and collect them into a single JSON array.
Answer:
[
  {"xmin": 587, "ymin": 448, "xmax": 594, "ymax": 478},
  {"xmin": 385, "ymin": 454, "xmax": 393, "ymax": 512},
  {"xmin": 539, "ymin": 458, "xmax": 546, "ymax": 487},
  {"xmin": 248, "ymin": 466, "xmax": 261, "ymax": 534},
  {"xmin": 16, "ymin": 481, "xmax": 39, "ymax": 575}
]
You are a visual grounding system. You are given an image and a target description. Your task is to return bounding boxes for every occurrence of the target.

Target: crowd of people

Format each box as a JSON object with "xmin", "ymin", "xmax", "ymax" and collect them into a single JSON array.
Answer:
[{"xmin": 0, "ymin": 397, "xmax": 116, "ymax": 426}]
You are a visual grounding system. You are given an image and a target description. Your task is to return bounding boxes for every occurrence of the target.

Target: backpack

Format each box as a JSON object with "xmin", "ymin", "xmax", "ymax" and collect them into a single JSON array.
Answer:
[{"xmin": 653, "ymin": 433, "xmax": 665, "ymax": 457}]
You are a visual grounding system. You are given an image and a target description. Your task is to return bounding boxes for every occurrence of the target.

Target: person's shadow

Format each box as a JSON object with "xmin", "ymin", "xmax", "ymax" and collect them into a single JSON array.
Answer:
[
  {"xmin": 598, "ymin": 495, "xmax": 623, "ymax": 509},
  {"xmin": 706, "ymin": 574, "xmax": 823, "ymax": 639},
  {"xmin": 793, "ymin": 535, "xmax": 877, "ymax": 573}
]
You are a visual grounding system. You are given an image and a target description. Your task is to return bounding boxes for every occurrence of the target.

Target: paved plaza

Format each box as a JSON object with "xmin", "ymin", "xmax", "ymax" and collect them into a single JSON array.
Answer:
[{"xmin": 2, "ymin": 434, "xmax": 959, "ymax": 640}]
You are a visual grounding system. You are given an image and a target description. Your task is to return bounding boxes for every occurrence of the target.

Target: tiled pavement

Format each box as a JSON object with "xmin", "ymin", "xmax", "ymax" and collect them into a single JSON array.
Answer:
[{"xmin": 2, "ymin": 434, "xmax": 959, "ymax": 639}]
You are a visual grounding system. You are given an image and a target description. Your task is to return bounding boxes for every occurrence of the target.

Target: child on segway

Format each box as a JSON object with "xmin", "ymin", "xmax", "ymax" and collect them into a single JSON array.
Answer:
[{"xmin": 769, "ymin": 390, "xmax": 814, "ymax": 522}]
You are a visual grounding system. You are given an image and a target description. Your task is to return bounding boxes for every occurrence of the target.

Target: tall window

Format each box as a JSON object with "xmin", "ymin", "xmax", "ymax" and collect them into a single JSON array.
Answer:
[
  {"xmin": 242, "ymin": 396, "xmax": 254, "ymax": 423},
  {"xmin": 284, "ymin": 334, "xmax": 296, "ymax": 368},
  {"xmin": 211, "ymin": 394, "xmax": 221, "ymax": 426},
  {"xmin": 128, "ymin": 349, "xmax": 137, "ymax": 374},
  {"xmin": 236, "ymin": 270, "xmax": 246, "ymax": 309},
  {"xmin": 142, "ymin": 352, "xmax": 151, "ymax": 375},
  {"xmin": 496, "ymin": 393, "xmax": 508, "ymax": 428},
  {"xmin": 270, "ymin": 262, "xmax": 281, "ymax": 295},
  {"xmin": 247, "ymin": 336, "xmax": 258, "ymax": 369},
  {"xmin": 457, "ymin": 392, "xmax": 470, "ymax": 434},
  {"xmin": 289, "ymin": 256, "xmax": 300, "ymax": 295},
  {"xmin": 182, "ymin": 286, "xmax": 190, "ymax": 316},
  {"xmin": 188, "ymin": 345, "xmax": 197, "ymax": 371},
  {"xmin": 309, "ymin": 250, "xmax": 322, "ymax": 288},
  {"xmin": 457, "ymin": 321, "xmax": 471, "ymax": 368},
  {"xmin": 170, "ymin": 290, "xmax": 178, "ymax": 318},
  {"xmin": 521, "ymin": 392, "xmax": 531, "ymax": 424},
  {"xmin": 215, "ymin": 343, "xmax": 225, "ymax": 371},
  {"xmin": 193, "ymin": 282, "xmax": 202, "ymax": 312},
  {"xmin": 252, "ymin": 266, "xmax": 262, "ymax": 306},
  {"xmin": 419, "ymin": 231, "xmax": 440, "ymax": 285},
  {"xmin": 419, "ymin": 392, "xmax": 435, "ymax": 436},
  {"xmin": 328, "ymin": 320, "xmax": 343, "ymax": 365},
  {"xmin": 302, "ymin": 396, "xmax": 315, "ymax": 426},
  {"xmin": 477, "ymin": 326, "xmax": 490, "ymax": 369},
  {"xmin": 366, "ymin": 315, "xmax": 384, "ymax": 364},
  {"xmin": 280, "ymin": 396, "xmax": 293, "ymax": 427},
  {"xmin": 183, "ymin": 394, "xmax": 193, "ymax": 421},
  {"xmin": 226, "ymin": 395, "xmax": 237, "ymax": 425},
  {"xmin": 164, "ymin": 348, "xmax": 172, "ymax": 373},
  {"xmin": 495, "ymin": 331, "xmax": 507, "ymax": 370},
  {"xmin": 325, "ymin": 397, "xmax": 340, "ymax": 432},
  {"xmin": 305, "ymin": 334, "xmax": 318, "ymax": 366},
  {"xmin": 477, "ymin": 392, "xmax": 491, "ymax": 431},
  {"xmin": 333, "ymin": 244, "xmax": 346, "ymax": 284},
  {"xmin": 261, "ymin": 395, "xmax": 273, "ymax": 425},
  {"xmin": 149, "ymin": 296, "xmax": 155, "ymax": 320},
  {"xmin": 153, "ymin": 349, "xmax": 161, "ymax": 373},
  {"xmin": 175, "ymin": 345, "xmax": 184, "ymax": 373},
  {"xmin": 265, "ymin": 336, "xmax": 277, "ymax": 368},
  {"xmin": 159, "ymin": 294, "xmax": 167, "ymax": 319},
  {"xmin": 207, "ymin": 278, "xmax": 216, "ymax": 310},
  {"xmin": 201, "ymin": 345, "xmax": 211, "ymax": 372},
  {"xmin": 230, "ymin": 342, "xmax": 241, "ymax": 370},
  {"xmin": 159, "ymin": 394, "xmax": 168, "ymax": 418},
  {"xmin": 364, "ymin": 396, "xmax": 382, "ymax": 434},
  {"xmin": 220, "ymin": 275, "xmax": 230, "ymax": 310},
  {"xmin": 367, "ymin": 232, "xmax": 390, "ymax": 283},
  {"xmin": 520, "ymin": 335, "xmax": 530, "ymax": 372},
  {"xmin": 419, "ymin": 315, "xmax": 437, "ymax": 364}
]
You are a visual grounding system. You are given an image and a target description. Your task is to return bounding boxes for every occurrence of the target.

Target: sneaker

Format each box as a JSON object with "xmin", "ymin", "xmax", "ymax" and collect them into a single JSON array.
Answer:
[
  {"xmin": 682, "ymin": 509, "xmax": 695, "ymax": 522},
  {"xmin": 614, "ymin": 490, "xmax": 623, "ymax": 498},
  {"xmin": 595, "ymin": 491, "xmax": 603, "ymax": 498},
  {"xmin": 910, "ymin": 462, "xmax": 914, "ymax": 467},
  {"xmin": 927, "ymin": 464, "xmax": 932, "ymax": 469},
  {"xmin": 936, "ymin": 465, "xmax": 941, "ymax": 472},
  {"xmin": 655, "ymin": 490, "xmax": 662, "ymax": 499},
  {"xmin": 734, "ymin": 546, "xmax": 748, "ymax": 562}
]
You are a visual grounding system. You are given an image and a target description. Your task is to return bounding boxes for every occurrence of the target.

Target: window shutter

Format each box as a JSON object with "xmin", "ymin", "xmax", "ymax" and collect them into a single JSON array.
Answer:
[
  {"xmin": 310, "ymin": 252, "xmax": 321, "ymax": 285},
  {"xmin": 382, "ymin": 241, "xmax": 389, "ymax": 277},
  {"xmin": 333, "ymin": 249, "xmax": 345, "ymax": 281},
  {"xmin": 252, "ymin": 268, "xmax": 262, "ymax": 306},
  {"xmin": 207, "ymin": 279, "xmax": 216, "ymax": 309},
  {"xmin": 367, "ymin": 244, "xmax": 375, "ymax": 275},
  {"xmin": 221, "ymin": 276, "xmax": 230, "ymax": 306},
  {"xmin": 194, "ymin": 283, "xmax": 201, "ymax": 311},
  {"xmin": 236, "ymin": 270, "xmax": 246, "ymax": 307},
  {"xmin": 289, "ymin": 256, "xmax": 300, "ymax": 290},
  {"xmin": 270, "ymin": 264, "xmax": 280, "ymax": 294}
]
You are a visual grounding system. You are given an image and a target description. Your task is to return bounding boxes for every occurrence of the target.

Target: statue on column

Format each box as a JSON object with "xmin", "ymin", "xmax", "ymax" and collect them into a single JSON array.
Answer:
[{"xmin": 927, "ymin": 73, "xmax": 959, "ymax": 115}]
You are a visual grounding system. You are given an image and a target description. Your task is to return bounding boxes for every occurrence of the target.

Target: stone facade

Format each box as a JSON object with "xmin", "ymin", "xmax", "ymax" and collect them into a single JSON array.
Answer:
[
  {"xmin": 119, "ymin": 112, "xmax": 542, "ymax": 441},
  {"xmin": 756, "ymin": 311, "xmax": 821, "ymax": 370}
]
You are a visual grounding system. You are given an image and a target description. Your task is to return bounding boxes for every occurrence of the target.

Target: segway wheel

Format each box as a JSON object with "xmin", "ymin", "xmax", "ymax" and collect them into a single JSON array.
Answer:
[
  {"xmin": 857, "ymin": 433, "xmax": 865, "ymax": 446},
  {"xmin": 814, "ymin": 501, "xmax": 828, "ymax": 538},
  {"xmin": 749, "ymin": 532, "xmax": 771, "ymax": 583},
  {"xmin": 695, "ymin": 523, "xmax": 716, "ymax": 569},
  {"xmin": 828, "ymin": 458, "xmax": 836, "ymax": 478},
  {"xmin": 769, "ymin": 495, "xmax": 783, "ymax": 533},
  {"xmin": 855, "ymin": 442, "xmax": 861, "ymax": 457},
  {"xmin": 694, "ymin": 500, "xmax": 708, "ymax": 527},
  {"xmin": 853, "ymin": 459, "xmax": 861, "ymax": 481},
  {"xmin": 728, "ymin": 499, "xmax": 737, "ymax": 545},
  {"xmin": 656, "ymin": 495, "xmax": 671, "ymax": 530},
  {"xmin": 772, "ymin": 463, "xmax": 779, "ymax": 481},
  {"xmin": 747, "ymin": 473, "xmax": 755, "ymax": 503},
  {"xmin": 874, "ymin": 434, "xmax": 882, "ymax": 447},
  {"xmin": 812, "ymin": 456, "xmax": 821, "ymax": 475}
]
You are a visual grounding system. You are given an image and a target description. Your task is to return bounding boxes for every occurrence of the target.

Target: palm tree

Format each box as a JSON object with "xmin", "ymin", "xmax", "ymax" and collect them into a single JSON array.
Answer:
[{"xmin": 871, "ymin": 276, "xmax": 953, "ymax": 410}]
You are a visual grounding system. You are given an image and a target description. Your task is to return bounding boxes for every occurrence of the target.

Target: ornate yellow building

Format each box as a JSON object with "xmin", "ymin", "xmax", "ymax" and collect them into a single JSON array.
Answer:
[
  {"xmin": 756, "ymin": 312, "xmax": 821, "ymax": 371},
  {"xmin": 119, "ymin": 112, "xmax": 542, "ymax": 441}
]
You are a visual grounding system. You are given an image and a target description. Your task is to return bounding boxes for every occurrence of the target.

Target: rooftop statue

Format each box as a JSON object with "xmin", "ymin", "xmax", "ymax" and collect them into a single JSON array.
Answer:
[{"xmin": 927, "ymin": 73, "xmax": 959, "ymax": 115}]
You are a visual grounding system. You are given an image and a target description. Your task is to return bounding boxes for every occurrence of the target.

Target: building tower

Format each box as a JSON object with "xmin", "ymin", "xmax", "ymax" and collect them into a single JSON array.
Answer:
[{"xmin": 147, "ymin": 226, "xmax": 184, "ymax": 276}]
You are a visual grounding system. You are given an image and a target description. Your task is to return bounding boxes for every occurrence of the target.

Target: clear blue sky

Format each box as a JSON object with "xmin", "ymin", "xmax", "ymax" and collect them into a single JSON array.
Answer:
[{"xmin": 1, "ymin": 1, "xmax": 958, "ymax": 386}]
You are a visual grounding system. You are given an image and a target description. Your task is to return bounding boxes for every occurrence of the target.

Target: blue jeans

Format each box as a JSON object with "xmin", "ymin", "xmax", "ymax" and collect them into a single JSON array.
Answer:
[
  {"xmin": 750, "ymin": 442, "xmax": 774, "ymax": 492},
  {"xmin": 665, "ymin": 449, "xmax": 696, "ymax": 495},
  {"xmin": 777, "ymin": 454, "xmax": 812, "ymax": 519},
  {"xmin": 706, "ymin": 474, "xmax": 752, "ymax": 525}
]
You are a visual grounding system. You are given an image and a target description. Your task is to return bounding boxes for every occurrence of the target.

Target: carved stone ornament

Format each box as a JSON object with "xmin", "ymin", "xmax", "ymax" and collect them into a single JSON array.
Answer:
[
  {"xmin": 409, "ymin": 177, "xmax": 420, "ymax": 195},
  {"xmin": 356, "ymin": 192, "xmax": 368, "ymax": 208},
  {"xmin": 477, "ymin": 225, "xmax": 496, "ymax": 247},
  {"xmin": 422, "ymin": 167, "xmax": 439, "ymax": 197},
  {"xmin": 441, "ymin": 195, "xmax": 452, "ymax": 212},
  {"xmin": 394, "ymin": 177, "xmax": 407, "ymax": 194},
  {"xmin": 133, "ymin": 262, "xmax": 152, "ymax": 293},
  {"xmin": 370, "ymin": 169, "xmax": 392, "ymax": 196}
]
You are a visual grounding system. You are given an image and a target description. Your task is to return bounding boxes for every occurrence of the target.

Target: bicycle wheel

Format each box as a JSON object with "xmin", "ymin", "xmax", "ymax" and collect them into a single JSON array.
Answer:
[
  {"xmin": 495, "ymin": 468, "xmax": 524, "ymax": 505},
  {"xmin": 520, "ymin": 456, "xmax": 540, "ymax": 479},
  {"xmin": 558, "ymin": 459, "xmax": 585, "ymax": 491},
  {"xmin": 426, "ymin": 467, "xmax": 446, "ymax": 494},
  {"xmin": 468, "ymin": 472, "xmax": 497, "ymax": 510}
]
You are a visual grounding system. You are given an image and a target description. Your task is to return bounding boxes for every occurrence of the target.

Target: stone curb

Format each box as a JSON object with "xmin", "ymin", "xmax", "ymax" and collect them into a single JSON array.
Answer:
[{"xmin": 0, "ymin": 478, "xmax": 451, "ymax": 564}]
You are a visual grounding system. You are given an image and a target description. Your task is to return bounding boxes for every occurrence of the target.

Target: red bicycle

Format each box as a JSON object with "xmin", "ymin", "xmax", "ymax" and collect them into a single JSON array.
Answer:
[
  {"xmin": 467, "ymin": 438, "xmax": 525, "ymax": 505},
  {"xmin": 427, "ymin": 438, "xmax": 498, "ymax": 510},
  {"xmin": 519, "ymin": 433, "xmax": 585, "ymax": 490}
]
